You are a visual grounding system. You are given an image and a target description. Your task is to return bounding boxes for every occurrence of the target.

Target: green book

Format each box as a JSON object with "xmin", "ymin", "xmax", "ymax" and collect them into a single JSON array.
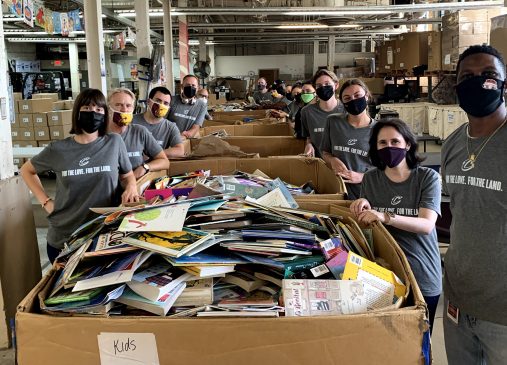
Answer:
[{"xmin": 45, "ymin": 287, "xmax": 103, "ymax": 306}]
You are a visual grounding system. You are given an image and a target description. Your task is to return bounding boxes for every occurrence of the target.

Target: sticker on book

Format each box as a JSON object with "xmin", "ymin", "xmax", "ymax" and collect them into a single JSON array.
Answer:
[{"xmin": 97, "ymin": 332, "xmax": 160, "ymax": 365}]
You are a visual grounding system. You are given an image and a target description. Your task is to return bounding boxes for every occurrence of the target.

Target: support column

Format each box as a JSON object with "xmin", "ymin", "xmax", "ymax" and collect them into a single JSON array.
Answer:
[
  {"xmin": 209, "ymin": 44, "xmax": 215, "ymax": 78},
  {"xmin": 313, "ymin": 40, "xmax": 319, "ymax": 75},
  {"xmin": 68, "ymin": 43, "xmax": 80, "ymax": 99},
  {"xmin": 83, "ymin": 0, "xmax": 107, "ymax": 93},
  {"xmin": 0, "ymin": 4, "xmax": 14, "ymax": 180},
  {"xmin": 178, "ymin": 0, "xmax": 189, "ymax": 81},
  {"xmin": 162, "ymin": 0, "xmax": 175, "ymax": 93},
  {"xmin": 135, "ymin": 1, "xmax": 151, "ymax": 102},
  {"xmin": 327, "ymin": 35, "xmax": 335, "ymax": 72}
]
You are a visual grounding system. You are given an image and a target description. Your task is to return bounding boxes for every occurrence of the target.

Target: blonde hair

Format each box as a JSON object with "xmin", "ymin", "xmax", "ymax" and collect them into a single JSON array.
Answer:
[{"xmin": 108, "ymin": 88, "xmax": 136, "ymax": 103}]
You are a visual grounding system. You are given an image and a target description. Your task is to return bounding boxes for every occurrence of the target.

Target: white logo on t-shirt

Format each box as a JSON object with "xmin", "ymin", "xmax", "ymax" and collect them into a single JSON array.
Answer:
[
  {"xmin": 461, "ymin": 158, "xmax": 474, "ymax": 172},
  {"xmin": 347, "ymin": 139, "xmax": 357, "ymax": 146},
  {"xmin": 391, "ymin": 196, "xmax": 403, "ymax": 205},
  {"xmin": 184, "ymin": 110, "xmax": 189, "ymax": 115},
  {"xmin": 79, "ymin": 157, "xmax": 90, "ymax": 167}
]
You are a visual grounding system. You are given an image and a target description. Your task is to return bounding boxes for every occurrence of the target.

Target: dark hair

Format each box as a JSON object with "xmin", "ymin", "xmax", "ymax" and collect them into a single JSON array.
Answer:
[
  {"xmin": 368, "ymin": 118, "xmax": 424, "ymax": 170},
  {"xmin": 148, "ymin": 86, "xmax": 171, "ymax": 100},
  {"xmin": 456, "ymin": 44, "xmax": 506, "ymax": 76},
  {"xmin": 312, "ymin": 69, "xmax": 339, "ymax": 87},
  {"xmin": 339, "ymin": 78, "xmax": 372, "ymax": 102},
  {"xmin": 70, "ymin": 88, "xmax": 108, "ymax": 136}
]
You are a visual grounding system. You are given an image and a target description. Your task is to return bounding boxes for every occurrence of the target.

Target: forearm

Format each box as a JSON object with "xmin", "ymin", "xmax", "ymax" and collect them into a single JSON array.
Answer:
[
  {"xmin": 386, "ymin": 214, "xmax": 435, "ymax": 235},
  {"xmin": 147, "ymin": 153, "xmax": 170, "ymax": 171},
  {"xmin": 20, "ymin": 161, "xmax": 50, "ymax": 204},
  {"xmin": 120, "ymin": 171, "xmax": 137, "ymax": 190},
  {"xmin": 186, "ymin": 124, "xmax": 201, "ymax": 138},
  {"xmin": 164, "ymin": 144, "xmax": 185, "ymax": 158}
]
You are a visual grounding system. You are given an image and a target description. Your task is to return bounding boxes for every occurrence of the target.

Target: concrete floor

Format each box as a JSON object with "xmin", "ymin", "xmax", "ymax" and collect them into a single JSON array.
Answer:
[{"xmin": 1, "ymin": 139, "xmax": 449, "ymax": 364}]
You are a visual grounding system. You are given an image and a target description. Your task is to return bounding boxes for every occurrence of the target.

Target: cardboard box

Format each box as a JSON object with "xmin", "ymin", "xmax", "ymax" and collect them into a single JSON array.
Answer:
[
  {"xmin": 395, "ymin": 32, "xmax": 429, "ymax": 71},
  {"xmin": 52, "ymin": 100, "xmax": 67, "ymax": 111},
  {"xmin": 10, "ymin": 115, "xmax": 19, "ymax": 128},
  {"xmin": 201, "ymin": 123, "xmax": 294, "ymax": 137},
  {"xmin": 47, "ymin": 110, "xmax": 72, "ymax": 126},
  {"xmin": 17, "ymin": 99, "xmax": 54, "ymax": 113},
  {"xmin": 11, "ymin": 127, "xmax": 34, "ymax": 141},
  {"xmin": 188, "ymin": 136, "xmax": 304, "ymax": 157},
  {"xmin": 17, "ymin": 114, "xmax": 33, "ymax": 128},
  {"xmin": 212, "ymin": 109, "xmax": 269, "ymax": 120},
  {"xmin": 490, "ymin": 15, "xmax": 507, "ymax": 60},
  {"xmin": 341, "ymin": 78, "xmax": 385, "ymax": 95},
  {"xmin": 16, "ymin": 201, "xmax": 428, "ymax": 365},
  {"xmin": 34, "ymin": 126, "xmax": 50, "ymax": 141},
  {"xmin": 11, "ymin": 140, "xmax": 38, "ymax": 148},
  {"xmin": 31, "ymin": 93, "xmax": 59, "ymax": 102},
  {"xmin": 427, "ymin": 31, "xmax": 442, "ymax": 71},
  {"xmin": 375, "ymin": 40, "xmax": 396, "ymax": 72},
  {"xmin": 12, "ymin": 92, "xmax": 23, "ymax": 101},
  {"xmin": 49, "ymin": 125, "xmax": 72, "ymax": 140},
  {"xmin": 32, "ymin": 113, "xmax": 48, "ymax": 127},
  {"xmin": 37, "ymin": 141, "xmax": 51, "ymax": 148}
]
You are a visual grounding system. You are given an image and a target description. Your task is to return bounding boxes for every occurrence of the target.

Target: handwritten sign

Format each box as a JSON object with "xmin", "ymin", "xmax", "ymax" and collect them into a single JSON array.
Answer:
[{"xmin": 97, "ymin": 333, "xmax": 160, "ymax": 365}]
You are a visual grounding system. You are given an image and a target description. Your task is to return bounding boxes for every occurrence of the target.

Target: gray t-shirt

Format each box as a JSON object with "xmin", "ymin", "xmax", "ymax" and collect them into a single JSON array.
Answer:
[
  {"xmin": 120, "ymin": 124, "xmax": 163, "ymax": 169},
  {"xmin": 253, "ymin": 90, "xmax": 274, "ymax": 104},
  {"xmin": 441, "ymin": 123, "xmax": 507, "ymax": 325},
  {"xmin": 168, "ymin": 95, "xmax": 207, "ymax": 132},
  {"xmin": 30, "ymin": 134, "xmax": 132, "ymax": 249},
  {"xmin": 301, "ymin": 103, "xmax": 344, "ymax": 157},
  {"xmin": 132, "ymin": 114, "xmax": 182, "ymax": 149},
  {"xmin": 360, "ymin": 167, "xmax": 442, "ymax": 297},
  {"xmin": 320, "ymin": 113, "xmax": 374, "ymax": 200},
  {"xmin": 287, "ymin": 101, "xmax": 302, "ymax": 121}
]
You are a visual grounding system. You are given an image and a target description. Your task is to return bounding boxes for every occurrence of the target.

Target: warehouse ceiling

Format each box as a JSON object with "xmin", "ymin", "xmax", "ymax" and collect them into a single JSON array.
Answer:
[{"xmin": 2, "ymin": 0, "xmax": 504, "ymax": 46}]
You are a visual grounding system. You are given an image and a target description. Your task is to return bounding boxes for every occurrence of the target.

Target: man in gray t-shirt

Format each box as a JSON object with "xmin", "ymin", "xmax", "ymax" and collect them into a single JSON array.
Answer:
[
  {"xmin": 320, "ymin": 113, "xmax": 374, "ymax": 199},
  {"xmin": 132, "ymin": 86, "xmax": 185, "ymax": 159},
  {"xmin": 30, "ymin": 134, "xmax": 132, "ymax": 249},
  {"xmin": 301, "ymin": 103, "xmax": 344, "ymax": 158},
  {"xmin": 252, "ymin": 77, "xmax": 273, "ymax": 104},
  {"xmin": 360, "ymin": 167, "xmax": 442, "ymax": 298},
  {"xmin": 168, "ymin": 75, "xmax": 207, "ymax": 138}
]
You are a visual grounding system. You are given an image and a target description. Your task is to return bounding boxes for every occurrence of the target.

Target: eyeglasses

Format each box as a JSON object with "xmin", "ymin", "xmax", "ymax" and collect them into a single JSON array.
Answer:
[{"xmin": 151, "ymin": 98, "xmax": 170, "ymax": 106}]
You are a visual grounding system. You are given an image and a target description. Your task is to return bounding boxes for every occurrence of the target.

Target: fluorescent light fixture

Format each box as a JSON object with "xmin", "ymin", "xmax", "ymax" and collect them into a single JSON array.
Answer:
[
  {"xmin": 329, "ymin": 24, "xmax": 361, "ymax": 28},
  {"xmin": 115, "ymin": 9, "xmax": 184, "ymax": 17},
  {"xmin": 277, "ymin": 24, "xmax": 328, "ymax": 29},
  {"xmin": 78, "ymin": 14, "xmax": 107, "ymax": 18},
  {"xmin": 188, "ymin": 40, "xmax": 215, "ymax": 45},
  {"xmin": 285, "ymin": 10, "xmax": 391, "ymax": 15},
  {"xmin": 2, "ymin": 17, "xmax": 23, "ymax": 22}
]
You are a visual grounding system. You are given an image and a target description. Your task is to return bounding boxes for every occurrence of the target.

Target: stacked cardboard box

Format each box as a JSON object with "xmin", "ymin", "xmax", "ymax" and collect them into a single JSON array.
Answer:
[
  {"xmin": 490, "ymin": 14, "xmax": 507, "ymax": 61},
  {"xmin": 394, "ymin": 32, "xmax": 430, "ymax": 72},
  {"xmin": 375, "ymin": 40, "xmax": 397, "ymax": 73},
  {"xmin": 427, "ymin": 31, "xmax": 442, "ymax": 72},
  {"xmin": 442, "ymin": 9, "xmax": 506, "ymax": 71}
]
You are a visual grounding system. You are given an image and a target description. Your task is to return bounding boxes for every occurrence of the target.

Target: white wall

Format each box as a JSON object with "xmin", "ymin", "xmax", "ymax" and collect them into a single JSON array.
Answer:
[
  {"xmin": 0, "ymin": 5, "xmax": 14, "ymax": 181},
  {"xmin": 215, "ymin": 54, "xmax": 306, "ymax": 79}
]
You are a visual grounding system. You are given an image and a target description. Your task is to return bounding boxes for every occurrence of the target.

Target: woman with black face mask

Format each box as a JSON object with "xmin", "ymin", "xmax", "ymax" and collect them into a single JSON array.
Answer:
[
  {"xmin": 300, "ymin": 70, "xmax": 344, "ymax": 158},
  {"xmin": 350, "ymin": 118, "xmax": 442, "ymax": 336},
  {"xmin": 321, "ymin": 79, "xmax": 374, "ymax": 200},
  {"xmin": 20, "ymin": 89, "xmax": 138, "ymax": 264}
]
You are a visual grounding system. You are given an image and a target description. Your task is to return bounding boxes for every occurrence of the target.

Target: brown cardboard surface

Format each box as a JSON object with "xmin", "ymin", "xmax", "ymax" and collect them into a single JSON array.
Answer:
[
  {"xmin": 203, "ymin": 119, "xmax": 243, "ymax": 127},
  {"xmin": 396, "ymin": 32, "xmax": 429, "ymax": 70},
  {"xmin": 376, "ymin": 40, "xmax": 396, "ymax": 72},
  {"xmin": 427, "ymin": 31, "xmax": 442, "ymax": 71},
  {"xmin": 52, "ymin": 101, "xmax": 67, "ymax": 111},
  {"xmin": 47, "ymin": 110, "xmax": 72, "ymax": 126},
  {"xmin": 49, "ymin": 125, "xmax": 72, "ymax": 140},
  {"xmin": 491, "ymin": 15, "xmax": 507, "ymax": 62},
  {"xmin": 12, "ymin": 127, "xmax": 35, "ymax": 141},
  {"xmin": 189, "ymin": 136, "xmax": 304, "ymax": 157},
  {"xmin": 12, "ymin": 140, "xmax": 38, "ymax": 148},
  {"xmin": 37, "ymin": 141, "xmax": 51, "ymax": 147},
  {"xmin": 32, "ymin": 93, "xmax": 59, "ymax": 101},
  {"xmin": 17, "ymin": 114, "xmax": 32, "ymax": 128},
  {"xmin": 0, "ymin": 176, "xmax": 42, "ymax": 346},
  {"xmin": 32, "ymin": 113, "xmax": 48, "ymax": 127},
  {"xmin": 34, "ymin": 127, "xmax": 50, "ymax": 141},
  {"xmin": 16, "ymin": 200, "xmax": 426, "ymax": 365},
  {"xmin": 213, "ymin": 110, "xmax": 268, "ymax": 119},
  {"xmin": 17, "ymin": 99, "xmax": 54, "ymax": 113},
  {"xmin": 201, "ymin": 123, "xmax": 294, "ymax": 137},
  {"xmin": 10, "ymin": 115, "xmax": 19, "ymax": 128},
  {"xmin": 168, "ymin": 157, "xmax": 347, "ymax": 195}
]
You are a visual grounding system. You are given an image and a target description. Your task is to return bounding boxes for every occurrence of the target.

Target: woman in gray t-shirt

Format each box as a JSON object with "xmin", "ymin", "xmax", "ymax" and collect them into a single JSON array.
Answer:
[
  {"xmin": 20, "ymin": 89, "xmax": 139, "ymax": 264},
  {"xmin": 349, "ymin": 118, "xmax": 442, "ymax": 334}
]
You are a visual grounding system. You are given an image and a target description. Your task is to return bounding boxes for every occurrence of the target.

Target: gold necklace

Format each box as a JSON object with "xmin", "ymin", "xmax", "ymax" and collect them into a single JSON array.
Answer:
[{"xmin": 465, "ymin": 117, "xmax": 507, "ymax": 169}]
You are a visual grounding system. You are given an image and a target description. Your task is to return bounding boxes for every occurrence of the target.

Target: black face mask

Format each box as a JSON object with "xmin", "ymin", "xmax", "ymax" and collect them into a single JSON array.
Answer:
[
  {"xmin": 183, "ymin": 85, "xmax": 197, "ymax": 98},
  {"xmin": 79, "ymin": 111, "xmax": 104, "ymax": 134},
  {"xmin": 257, "ymin": 84, "xmax": 266, "ymax": 91},
  {"xmin": 276, "ymin": 86, "xmax": 286, "ymax": 96},
  {"xmin": 456, "ymin": 75, "xmax": 505, "ymax": 118},
  {"xmin": 316, "ymin": 85, "xmax": 335, "ymax": 101},
  {"xmin": 286, "ymin": 93, "xmax": 294, "ymax": 101},
  {"xmin": 343, "ymin": 96, "xmax": 368, "ymax": 116},
  {"xmin": 294, "ymin": 93, "xmax": 302, "ymax": 103}
]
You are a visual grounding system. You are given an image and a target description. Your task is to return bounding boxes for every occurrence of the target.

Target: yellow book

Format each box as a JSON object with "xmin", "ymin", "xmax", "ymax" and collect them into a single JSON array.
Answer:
[{"xmin": 342, "ymin": 252, "xmax": 407, "ymax": 310}]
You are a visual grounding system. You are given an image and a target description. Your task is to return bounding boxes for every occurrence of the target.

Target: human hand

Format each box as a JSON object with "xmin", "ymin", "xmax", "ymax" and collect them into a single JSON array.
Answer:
[
  {"xmin": 44, "ymin": 199, "xmax": 55, "ymax": 214},
  {"xmin": 121, "ymin": 184, "xmax": 140, "ymax": 204},
  {"xmin": 349, "ymin": 198, "xmax": 371, "ymax": 217},
  {"xmin": 182, "ymin": 131, "xmax": 193, "ymax": 138},
  {"xmin": 303, "ymin": 144, "xmax": 315, "ymax": 157},
  {"xmin": 338, "ymin": 170, "xmax": 364, "ymax": 184},
  {"xmin": 357, "ymin": 209, "xmax": 385, "ymax": 225}
]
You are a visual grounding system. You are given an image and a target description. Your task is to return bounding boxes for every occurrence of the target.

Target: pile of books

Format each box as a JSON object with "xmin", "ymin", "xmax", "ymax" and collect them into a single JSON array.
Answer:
[{"xmin": 41, "ymin": 170, "xmax": 407, "ymax": 318}]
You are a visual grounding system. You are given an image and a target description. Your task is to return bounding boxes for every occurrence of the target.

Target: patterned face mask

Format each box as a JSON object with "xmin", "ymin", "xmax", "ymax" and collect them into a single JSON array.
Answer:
[
  {"xmin": 111, "ymin": 109, "xmax": 133, "ymax": 126},
  {"xmin": 150, "ymin": 100, "xmax": 170, "ymax": 118}
]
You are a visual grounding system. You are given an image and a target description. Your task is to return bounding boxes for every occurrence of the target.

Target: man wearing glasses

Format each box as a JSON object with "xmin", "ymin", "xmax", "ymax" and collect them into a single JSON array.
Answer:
[
  {"xmin": 168, "ymin": 74, "xmax": 208, "ymax": 139},
  {"xmin": 132, "ymin": 86, "xmax": 185, "ymax": 158},
  {"xmin": 197, "ymin": 88, "xmax": 213, "ymax": 121}
]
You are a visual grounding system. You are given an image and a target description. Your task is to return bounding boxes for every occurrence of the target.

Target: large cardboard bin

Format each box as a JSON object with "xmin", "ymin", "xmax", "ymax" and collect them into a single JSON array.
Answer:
[
  {"xmin": 16, "ymin": 201, "xmax": 428, "ymax": 365},
  {"xmin": 201, "ymin": 123, "xmax": 294, "ymax": 137}
]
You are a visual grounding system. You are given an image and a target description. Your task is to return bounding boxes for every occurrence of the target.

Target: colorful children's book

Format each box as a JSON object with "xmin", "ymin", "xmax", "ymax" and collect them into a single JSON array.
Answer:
[
  {"xmin": 116, "ymin": 284, "xmax": 186, "ymax": 316},
  {"xmin": 118, "ymin": 204, "xmax": 191, "ymax": 232}
]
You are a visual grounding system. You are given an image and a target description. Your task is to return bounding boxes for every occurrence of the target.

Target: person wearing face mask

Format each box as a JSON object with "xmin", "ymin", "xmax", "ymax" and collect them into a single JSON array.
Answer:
[
  {"xmin": 270, "ymin": 84, "xmax": 302, "ymax": 121},
  {"xmin": 252, "ymin": 77, "xmax": 274, "ymax": 104},
  {"xmin": 441, "ymin": 45, "xmax": 507, "ymax": 365},
  {"xmin": 196, "ymin": 88, "xmax": 213, "ymax": 121},
  {"xmin": 301, "ymin": 69, "xmax": 344, "ymax": 158},
  {"xmin": 168, "ymin": 74, "xmax": 208, "ymax": 139},
  {"xmin": 20, "ymin": 89, "xmax": 138, "ymax": 264},
  {"xmin": 271, "ymin": 80, "xmax": 291, "ymax": 106},
  {"xmin": 350, "ymin": 118, "xmax": 441, "ymax": 335},
  {"xmin": 107, "ymin": 88, "xmax": 169, "ymax": 179},
  {"xmin": 293, "ymin": 81, "xmax": 317, "ymax": 139},
  {"xmin": 321, "ymin": 79, "xmax": 374, "ymax": 200},
  {"xmin": 132, "ymin": 86, "xmax": 185, "ymax": 159}
]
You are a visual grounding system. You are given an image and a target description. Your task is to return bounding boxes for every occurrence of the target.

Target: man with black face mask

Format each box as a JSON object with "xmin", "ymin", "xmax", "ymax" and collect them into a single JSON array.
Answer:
[
  {"xmin": 441, "ymin": 45, "xmax": 507, "ymax": 365},
  {"xmin": 168, "ymin": 74, "xmax": 207, "ymax": 138},
  {"xmin": 252, "ymin": 77, "xmax": 273, "ymax": 104}
]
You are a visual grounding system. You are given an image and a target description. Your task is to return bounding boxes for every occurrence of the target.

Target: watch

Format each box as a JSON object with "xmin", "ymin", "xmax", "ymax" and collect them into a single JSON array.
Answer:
[
  {"xmin": 142, "ymin": 163, "xmax": 150, "ymax": 173},
  {"xmin": 384, "ymin": 211, "xmax": 395, "ymax": 225}
]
